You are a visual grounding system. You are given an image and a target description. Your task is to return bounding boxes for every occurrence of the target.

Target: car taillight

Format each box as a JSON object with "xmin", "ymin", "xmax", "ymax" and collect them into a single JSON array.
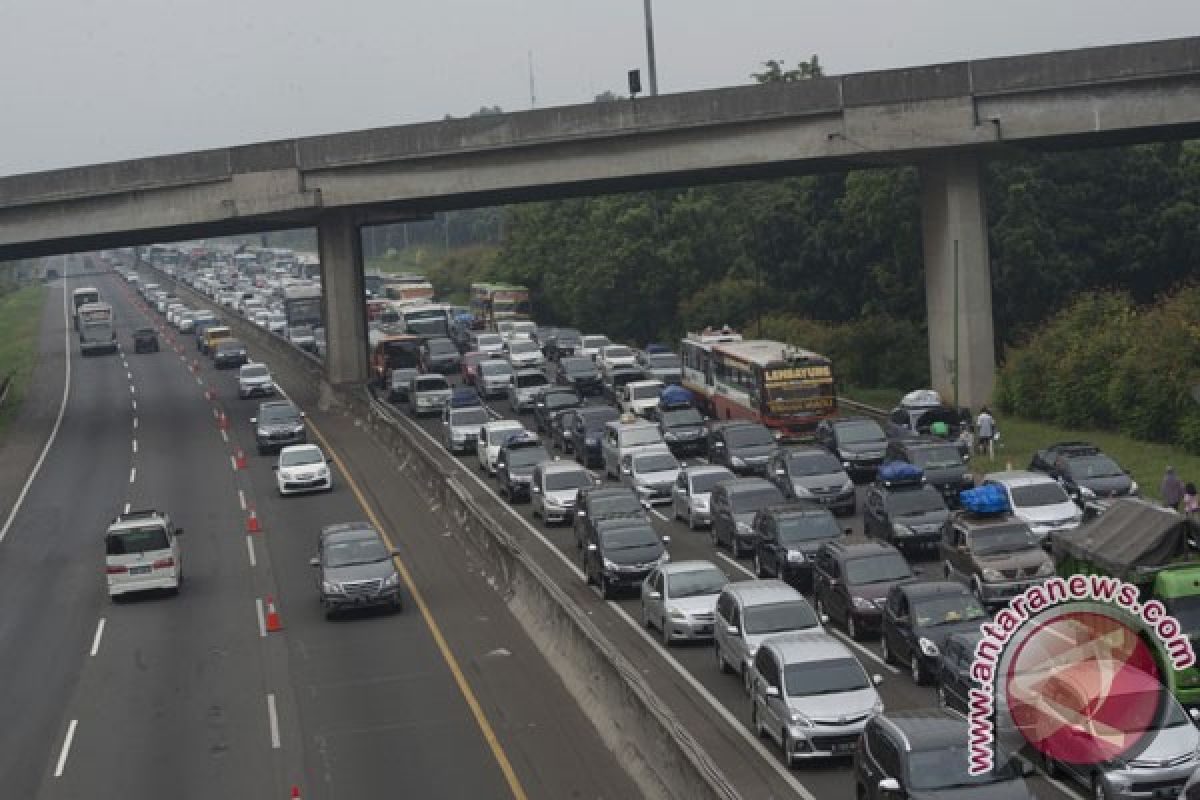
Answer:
[
  {"xmin": 106, "ymin": 565, "xmax": 128, "ymax": 574},
  {"xmin": 153, "ymin": 557, "xmax": 175, "ymax": 569}
]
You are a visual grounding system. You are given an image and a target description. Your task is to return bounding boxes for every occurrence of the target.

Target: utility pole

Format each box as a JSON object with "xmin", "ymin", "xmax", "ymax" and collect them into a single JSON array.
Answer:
[
  {"xmin": 643, "ymin": 0, "xmax": 659, "ymax": 96},
  {"xmin": 528, "ymin": 50, "xmax": 537, "ymax": 108},
  {"xmin": 953, "ymin": 239, "xmax": 960, "ymax": 411}
]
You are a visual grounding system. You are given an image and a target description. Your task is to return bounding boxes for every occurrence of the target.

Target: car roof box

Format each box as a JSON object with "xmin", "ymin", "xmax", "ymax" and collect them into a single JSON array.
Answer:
[
  {"xmin": 879, "ymin": 462, "xmax": 924, "ymax": 487},
  {"xmin": 659, "ymin": 385, "xmax": 694, "ymax": 409},
  {"xmin": 960, "ymin": 484, "xmax": 1010, "ymax": 515},
  {"xmin": 449, "ymin": 387, "xmax": 483, "ymax": 408}
]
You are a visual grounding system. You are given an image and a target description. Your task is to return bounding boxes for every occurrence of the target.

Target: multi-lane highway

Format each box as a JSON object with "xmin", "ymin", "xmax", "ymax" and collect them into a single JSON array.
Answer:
[{"xmin": 0, "ymin": 263, "xmax": 640, "ymax": 799}]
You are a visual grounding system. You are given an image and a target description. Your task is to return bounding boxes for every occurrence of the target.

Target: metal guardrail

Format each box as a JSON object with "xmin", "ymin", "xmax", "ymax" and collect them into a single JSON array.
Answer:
[
  {"xmin": 0, "ymin": 371, "xmax": 12, "ymax": 408},
  {"xmin": 838, "ymin": 396, "xmax": 888, "ymax": 420}
]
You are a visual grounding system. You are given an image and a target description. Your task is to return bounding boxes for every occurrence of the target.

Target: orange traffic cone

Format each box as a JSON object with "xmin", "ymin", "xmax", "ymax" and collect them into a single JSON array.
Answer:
[
  {"xmin": 265, "ymin": 596, "xmax": 283, "ymax": 632},
  {"xmin": 291, "ymin": 787, "xmax": 301, "ymax": 799},
  {"xmin": 235, "ymin": 448, "xmax": 247, "ymax": 470},
  {"xmin": 247, "ymin": 510, "xmax": 261, "ymax": 533}
]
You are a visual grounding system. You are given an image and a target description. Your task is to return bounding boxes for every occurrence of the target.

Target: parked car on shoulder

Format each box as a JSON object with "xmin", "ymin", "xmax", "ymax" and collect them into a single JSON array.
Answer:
[
  {"xmin": 1028, "ymin": 441, "xmax": 1137, "ymax": 504},
  {"xmin": 640, "ymin": 560, "xmax": 728, "ymax": 646},
  {"xmin": 982, "ymin": 470, "xmax": 1083, "ymax": 546}
]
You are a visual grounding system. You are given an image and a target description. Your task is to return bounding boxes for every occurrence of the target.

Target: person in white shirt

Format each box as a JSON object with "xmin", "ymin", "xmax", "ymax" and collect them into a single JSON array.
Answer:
[{"xmin": 975, "ymin": 407, "xmax": 996, "ymax": 456}]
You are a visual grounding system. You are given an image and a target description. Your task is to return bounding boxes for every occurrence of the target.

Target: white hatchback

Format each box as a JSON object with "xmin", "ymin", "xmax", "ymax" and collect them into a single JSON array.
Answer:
[{"xmin": 275, "ymin": 444, "xmax": 333, "ymax": 495}]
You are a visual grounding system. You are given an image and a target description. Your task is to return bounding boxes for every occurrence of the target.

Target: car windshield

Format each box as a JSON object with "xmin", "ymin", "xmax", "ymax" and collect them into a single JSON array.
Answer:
[
  {"xmin": 631, "ymin": 384, "xmax": 664, "ymax": 401},
  {"xmin": 582, "ymin": 336, "xmax": 610, "ymax": 349},
  {"xmin": 662, "ymin": 408, "xmax": 704, "ymax": 427},
  {"xmin": 464, "ymin": 353, "xmax": 486, "ymax": 366},
  {"xmin": 260, "ymin": 405, "xmax": 300, "ymax": 423},
  {"xmin": 1164, "ymin": 596, "xmax": 1200, "ymax": 636},
  {"xmin": 725, "ymin": 425, "xmax": 774, "ymax": 447},
  {"xmin": 507, "ymin": 446, "xmax": 551, "ymax": 468},
  {"xmin": 477, "ymin": 334, "xmax": 502, "ymax": 347},
  {"xmin": 784, "ymin": 657, "xmax": 869, "ymax": 697},
  {"xmin": 106, "ymin": 526, "xmax": 169, "ymax": 554},
  {"xmin": 690, "ymin": 469, "xmax": 734, "ymax": 494},
  {"xmin": 604, "ymin": 346, "xmax": 633, "ymax": 359},
  {"xmin": 581, "ymin": 409, "xmax": 619, "ymax": 430},
  {"xmin": 600, "ymin": 525, "xmax": 659, "ymax": 550},
  {"xmin": 561, "ymin": 358, "xmax": 595, "ymax": 375},
  {"xmin": 416, "ymin": 377, "xmax": 449, "ymax": 392},
  {"xmin": 280, "ymin": 448, "xmax": 323, "ymax": 466},
  {"xmin": 543, "ymin": 392, "xmax": 580, "ymax": 410},
  {"xmin": 289, "ymin": 326, "xmax": 313, "ymax": 338},
  {"xmin": 488, "ymin": 426, "xmax": 523, "ymax": 445},
  {"xmin": 635, "ymin": 453, "xmax": 678, "ymax": 473},
  {"xmin": 590, "ymin": 493, "xmax": 642, "ymax": 516},
  {"xmin": 1010, "ymin": 482, "xmax": 1070, "ymax": 507},
  {"xmin": 972, "ymin": 524, "xmax": 1040, "ymax": 555},
  {"xmin": 787, "ymin": 451, "xmax": 843, "ymax": 476},
  {"xmin": 646, "ymin": 354, "xmax": 680, "ymax": 368},
  {"xmin": 621, "ymin": 427, "xmax": 664, "ymax": 446},
  {"xmin": 912, "ymin": 594, "xmax": 987, "ymax": 627},
  {"xmin": 1067, "ymin": 454, "xmax": 1124, "ymax": 478},
  {"xmin": 730, "ymin": 487, "xmax": 784, "ymax": 513},
  {"xmin": 242, "ymin": 365, "xmax": 269, "ymax": 378},
  {"xmin": 516, "ymin": 373, "xmax": 548, "ymax": 388},
  {"xmin": 667, "ymin": 567, "xmax": 727, "ymax": 598},
  {"xmin": 776, "ymin": 514, "xmax": 841, "ymax": 544},
  {"xmin": 545, "ymin": 470, "xmax": 591, "ymax": 491},
  {"xmin": 744, "ymin": 601, "xmax": 819, "ymax": 634},
  {"xmin": 510, "ymin": 341, "xmax": 538, "ymax": 354},
  {"xmin": 428, "ymin": 340, "xmax": 457, "ymax": 355},
  {"xmin": 844, "ymin": 553, "xmax": 912, "ymax": 585},
  {"xmin": 908, "ymin": 445, "xmax": 965, "ymax": 470},
  {"xmin": 324, "ymin": 534, "xmax": 390, "ymax": 567},
  {"xmin": 907, "ymin": 748, "xmax": 1023, "ymax": 790},
  {"xmin": 835, "ymin": 420, "xmax": 886, "ymax": 444},
  {"xmin": 451, "ymin": 409, "xmax": 489, "ymax": 426},
  {"xmin": 557, "ymin": 331, "xmax": 581, "ymax": 345},
  {"xmin": 217, "ymin": 341, "xmax": 245, "ymax": 352},
  {"xmin": 481, "ymin": 361, "xmax": 514, "ymax": 376},
  {"xmin": 887, "ymin": 486, "xmax": 947, "ymax": 516}
]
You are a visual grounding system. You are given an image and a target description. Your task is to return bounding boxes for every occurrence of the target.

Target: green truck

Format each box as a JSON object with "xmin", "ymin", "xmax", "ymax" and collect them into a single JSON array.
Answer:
[{"xmin": 1053, "ymin": 498, "xmax": 1200, "ymax": 708}]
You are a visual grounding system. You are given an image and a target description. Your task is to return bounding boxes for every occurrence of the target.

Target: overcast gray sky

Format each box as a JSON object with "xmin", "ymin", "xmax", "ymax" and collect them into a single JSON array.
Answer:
[{"xmin": 2, "ymin": 1, "xmax": 1196, "ymax": 177}]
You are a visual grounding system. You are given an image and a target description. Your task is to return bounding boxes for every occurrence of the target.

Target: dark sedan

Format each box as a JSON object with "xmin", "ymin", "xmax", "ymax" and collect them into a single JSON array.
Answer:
[
  {"xmin": 880, "ymin": 581, "xmax": 986, "ymax": 685},
  {"xmin": 569, "ymin": 406, "xmax": 620, "ymax": 467},
  {"xmin": 533, "ymin": 388, "xmax": 582, "ymax": 434},
  {"xmin": 557, "ymin": 356, "xmax": 604, "ymax": 396},
  {"xmin": 213, "ymin": 338, "xmax": 249, "ymax": 369}
]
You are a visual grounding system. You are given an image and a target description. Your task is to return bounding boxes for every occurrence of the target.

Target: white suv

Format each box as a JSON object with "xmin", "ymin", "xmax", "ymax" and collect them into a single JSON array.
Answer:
[
  {"xmin": 105, "ymin": 509, "xmax": 183, "ymax": 598},
  {"xmin": 476, "ymin": 420, "xmax": 527, "ymax": 475}
]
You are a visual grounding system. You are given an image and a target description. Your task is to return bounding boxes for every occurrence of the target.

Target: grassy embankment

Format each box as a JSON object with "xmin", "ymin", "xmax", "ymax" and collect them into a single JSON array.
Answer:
[
  {"xmin": 0, "ymin": 284, "xmax": 49, "ymax": 440},
  {"xmin": 842, "ymin": 386, "xmax": 1200, "ymax": 504}
]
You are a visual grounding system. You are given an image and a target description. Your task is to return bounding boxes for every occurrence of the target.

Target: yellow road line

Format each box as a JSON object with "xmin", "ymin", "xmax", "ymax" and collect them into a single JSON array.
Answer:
[{"xmin": 307, "ymin": 421, "xmax": 528, "ymax": 800}]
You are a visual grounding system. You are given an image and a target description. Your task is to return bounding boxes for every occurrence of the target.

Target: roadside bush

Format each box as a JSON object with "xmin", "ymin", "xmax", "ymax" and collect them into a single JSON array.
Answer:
[{"xmin": 759, "ymin": 312, "xmax": 928, "ymax": 390}]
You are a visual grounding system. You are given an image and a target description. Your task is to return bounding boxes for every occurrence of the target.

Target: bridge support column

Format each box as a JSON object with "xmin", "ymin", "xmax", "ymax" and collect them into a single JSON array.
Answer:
[
  {"xmin": 920, "ymin": 153, "xmax": 996, "ymax": 412},
  {"xmin": 317, "ymin": 211, "xmax": 368, "ymax": 385}
]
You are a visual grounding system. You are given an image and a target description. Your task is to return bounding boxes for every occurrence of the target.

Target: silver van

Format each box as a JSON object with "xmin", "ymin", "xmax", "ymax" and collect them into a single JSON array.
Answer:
[
  {"xmin": 601, "ymin": 416, "xmax": 668, "ymax": 480},
  {"xmin": 713, "ymin": 579, "xmax": 823, "ymax": 690}
]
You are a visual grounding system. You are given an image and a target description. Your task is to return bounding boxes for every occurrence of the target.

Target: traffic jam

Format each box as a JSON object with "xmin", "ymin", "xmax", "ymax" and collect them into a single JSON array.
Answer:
[{"xmin": 127, "ymin": 246, "xmax": 1200, "ymax": 800}]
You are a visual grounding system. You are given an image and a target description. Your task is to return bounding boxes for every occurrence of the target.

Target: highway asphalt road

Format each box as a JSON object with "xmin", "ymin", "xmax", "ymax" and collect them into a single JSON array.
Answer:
[{"xmin": 0, "ymin": 266, "xmax": 639, "ymax": 800}]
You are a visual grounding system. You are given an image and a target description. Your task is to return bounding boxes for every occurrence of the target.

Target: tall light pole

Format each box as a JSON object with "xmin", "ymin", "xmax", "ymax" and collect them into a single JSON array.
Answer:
[{"xmin": 643, "ymin": 0, "xmax": 659, "ymax": 96}]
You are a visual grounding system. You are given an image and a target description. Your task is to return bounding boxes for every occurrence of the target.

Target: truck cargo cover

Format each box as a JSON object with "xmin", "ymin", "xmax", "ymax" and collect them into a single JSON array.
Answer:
[{"xmin": 1053, "ymin": 498, "xmax": 1196, "ymax": 581}]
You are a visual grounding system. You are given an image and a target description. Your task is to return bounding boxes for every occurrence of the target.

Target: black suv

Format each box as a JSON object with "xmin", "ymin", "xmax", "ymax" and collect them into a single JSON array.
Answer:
[
  {"xmin": 862, "ymin": 480, "xmax": 950, "ymax": 554},
  {"xmin": 573, "ymin": 486, "xmax": 645, "ymax": 550},
  {"xmin": 582, "ymin": 516, "xmax": 667, "ymax": 599},
  {"xmin": 419, "ymin": 337, "xmax": 462, "ymax": 374},
  {"xmin": 545, "ymin": 328, "xmax": 582, "ymax": 361},
  {"xmin": 213, "ymin": 338, "xmax": 248, "ymax": 369},
  {"xmin": 133, "ymin": 327, "xmax": 159, "ymax": 353},
  {"xmin": 935, "ymin": 630, "xmax": 983, "ymax": 713},
  {"xmin": 854, "ymin": 710, "xmax": 1033, "ymax": 799},
  {"xmin": 495, "ymin": 433, "xmax": 552, "ymax": 503},
  {"xmin": 879, "ymin": 581, "xmax": 986, "ymax": 685},
  {"xmin": 533, "ymin": 388, "xmax": 581, "ymax": 434},
  {"xmin": 752, "ymin": 505, "xmax": 845, "ymax": 591},
  {"xmin": 813, "ymin": 540, "xmax": 914, "ymax": 640},
  {"xmin": 602, "ymin": 367, "xmax": 648, "ymax": 406},
  {"xmin": 1028, "ymin": 441, "xmax": 1137, "ymax": 504},
  {"xmin": 710, "ymin": 478, "xmax": 786, "ymax": 557},
  {"xmin": 569, "ymin": 406, "xmax": 620, "ymax": 468},
  {"xmin": 644, "ymin": 403, "xmax": 707, "ymax": 457},
  {"xmin": 707, "ymin": 421, "xmax": 776, "ymax": 476},
  {"xmin": 814, "ymin": 417, "xmax": 888, "ymax": 481},
  {"xmin": 884, "ymin": 436, "xmax": 973, "ymax": 508},
  {"xmin": 556, "ymin": 356, "xmax": 603, "ymax": 396},
  {"xmin": 766, "ymin": 446, "xmax": 855, "ymax": 515},
  {"xmin": 252, "ymin": 400, "xmax": 306, "ymax": 455}
]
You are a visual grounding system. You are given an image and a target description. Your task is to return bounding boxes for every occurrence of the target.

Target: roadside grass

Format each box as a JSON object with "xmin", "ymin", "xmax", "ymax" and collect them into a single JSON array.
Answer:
[
  {"xmin": 0, "ymin": 285, "xmax": 49, "ymax": 441},
  {"xmin": 841, "ymin": 385, "xmax": 1199, "ymax": 503}
]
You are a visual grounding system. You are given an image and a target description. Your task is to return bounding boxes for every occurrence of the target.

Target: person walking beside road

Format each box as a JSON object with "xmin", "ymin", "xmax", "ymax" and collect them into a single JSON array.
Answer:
[
  {"xmin": 975, "ymin": 407, "xmax": 996, "ymax": 457},
  {"xmin": 1184, "ymin": 482, "xmax": 1198, "ymax": 518},
  {"xmin": 1162, "ymin": 466, "xmax": 1185, "ymax": 511}
]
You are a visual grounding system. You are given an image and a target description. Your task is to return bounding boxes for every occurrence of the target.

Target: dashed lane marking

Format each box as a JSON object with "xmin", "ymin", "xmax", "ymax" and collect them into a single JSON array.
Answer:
[
  {"xmin": 89, "ymin": 618, "xmax": 106, "ymax": 657},
  {"xmin": 246, "ymin": 535, "xmax": 257, "ymax": 567},
  {"xmin": 129, "ymin": 467, "xmax": 136, "ymax": 484},
  {"xmin": 53, "ymin": 719, "xmax": 78, "ymax": 778},
  {"xmin": 255, "ymin": 597, "xmax": 267, "ymax": 638},
  {"xmin": 238, "ymin": 489, "xmax": 247, "ymax": 511},
  {"xmin": 266, "ymin": 694, "xmax": 281, "ymax": 749}
]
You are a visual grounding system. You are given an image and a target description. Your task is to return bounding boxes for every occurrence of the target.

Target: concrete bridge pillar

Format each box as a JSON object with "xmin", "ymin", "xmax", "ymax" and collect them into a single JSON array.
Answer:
[
  {"xmin": 317, "ymin": 211, "xmax": 368, "ymax": 385},
  {"xmin": 919, "ymin": 152, "xmax": 996, "ymax": 412}
]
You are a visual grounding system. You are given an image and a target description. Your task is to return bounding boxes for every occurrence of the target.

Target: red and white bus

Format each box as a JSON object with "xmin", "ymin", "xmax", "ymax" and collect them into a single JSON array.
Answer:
[{"xmin": 682, "ymin": 330, "xmax": 836, "ymax": 439}]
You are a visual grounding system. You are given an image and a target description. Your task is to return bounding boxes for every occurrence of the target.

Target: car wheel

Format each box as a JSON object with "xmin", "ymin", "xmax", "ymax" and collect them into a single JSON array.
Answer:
[
  {"xmin": 710, "ymin": 525, "xmax": 720, "ymax": 548},
  {"xmin": 599, "ymin": 574, "xmax": 613, "ymax": 600},
  {"xmin": 943, "ymin": 561, "xmax": 953, "ymax": 580},
  {"xmin": 971, "ymin": 576, "xmax": 985, "ymax": 604},
  {"xmin": 847, "ymin": 613, "xmax": 860, "ymax": 641},
  {"xmin": 937, "ymin": 684, "xmax": 949, "ymax": 709},
  {"xmin": 911, "ymin": 655, "xmax": 927, "ymax": 686},
  {"xmin": 1092, "ymin": 775, "xmax": 1110, "ymax": 800},
  {"xmin": 754, "ymin": 552, "xmax": 766, "ymax": 578},
  {"xmin": 881, "ymin": 633, "xmax": 895, "ymax": 665},
  {"xmin": 390, "ymin": 596, "xmax": 403, "ymax": 613},
  {"xmin": 782, "ymin": 731, "xmax": 796, "ymax": 769},
  {"xmin": 751, "ymin": 700, "xmax": 763, "ymax": 737},
  {"xmin": 660, "ymin": 617, "xmax": 672, "ymax": 647},
  {"xmin": 715, "ymin": 642, "xmax": 731, "ymax": 674}
]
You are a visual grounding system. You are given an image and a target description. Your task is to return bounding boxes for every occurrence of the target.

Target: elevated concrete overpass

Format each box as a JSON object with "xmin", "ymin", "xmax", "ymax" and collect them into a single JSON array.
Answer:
[{"xmin": 4, "ymin": 36, "xmax": 1200, "ymax": 406}]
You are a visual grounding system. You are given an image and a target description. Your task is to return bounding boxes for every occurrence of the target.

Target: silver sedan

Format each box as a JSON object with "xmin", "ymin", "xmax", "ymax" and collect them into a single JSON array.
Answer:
[
  {"xmin": 671, "ymin": 465, "xmax": 735, "ymax": 530},
  {"xmin": 640, "ymin": 561, "xmax": 729, "ymax": 646}
]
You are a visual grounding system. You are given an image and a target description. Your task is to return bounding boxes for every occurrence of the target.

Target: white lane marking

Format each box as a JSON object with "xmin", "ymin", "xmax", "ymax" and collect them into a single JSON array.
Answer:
[
  {"xmin": 238, "ymin": 489, "xmax": 247, "ymax": 511},
  {"xmin": 266, "ymin": 694, "xmax": 281, "ymax": 749},
  {"xmin": 246, "ymin": 535, "xmax": 257, "ymax": 567},
  {"xmin": 196, "ymin": 376, "xmax": 203, "ymax": 386},
  {"xmin": 716, "ymin": 552, "xmax": 753, "ymax": 578},
  {"xmin": 229, "ymin": 455, "xmax": 237, "ymax": 471},
  {"xmin": 132, "ymin": 417, "xmax": 138, "ymax": 430},
  {"xmin": 220, "ymin": 429, "xmax": 229, "ymax": 443},
  {"xmin": 1043, "ymin": 774, "xmax": 1086, "ymax": 799},
  {"xmin": 89, "ymin": 618, "xmax": 106, "ymax": 657},
  {"xmin": 123, "ymin": 502, "xmax": 131, "ymax": 514},
  {"xmin": 0, "ymin": 279, "xmax": 72, "ymax": 544},
  {"xmin": 131, "ymin": 399, "xmax": 136, "ymax": 411},
  {"xmin": 53, "ymin": 719, "xmax": 78, "ymax": 777},
  {"xmin": 126, "ymin": 371, "xmax": 132, "ymax": 380},
  {"xmin": 129, "ymin": 468, "xmax": 136, "ymax": 484},
  {"xmin": 829, "ymin": 629, "xmax": 901, "ymax": 675},
  {"xmin": 378, "ymin": 397, "xmax": 816, "ymax": 799},
  {"xmin": 647, "ymin": 507, "xmax": 668, "ymax": 521},
  {"xmin": 129, "ymin": 385, "xmax": 135, "ymax": 394},
  {"xmin": 255, "ymin": 597, "xmax": 267, "ymax": 638},
  {"xmin": 132, "ymin": 439, "xmax": 137, "ymax": 454}
]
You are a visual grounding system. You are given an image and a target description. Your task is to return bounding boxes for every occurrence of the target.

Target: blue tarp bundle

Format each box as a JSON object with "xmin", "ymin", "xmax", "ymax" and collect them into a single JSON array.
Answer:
[
  {"xmin": 879, "ymin": 462, "xmax": 924, "ymax": 485},
  {"xmin": 659, "ymin": 385, "xmax": 694, "ymax": 408},
  {"xmin": 450, "ymin": 387, "xmax": 483, "ymax": 408},
  {"xmin": 960, "ymin": 484, "xmax": 1010, "ymax": 514}
]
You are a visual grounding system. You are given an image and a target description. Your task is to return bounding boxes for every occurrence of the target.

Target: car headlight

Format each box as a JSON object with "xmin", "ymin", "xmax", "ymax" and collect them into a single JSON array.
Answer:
[
  {"xmin": 731, "ymin": 456, "xmax": 746, "ymax": 467},
  {"xmin": 1130, "ymin": 481, "xmax": 1139, "ymax": 494},
  {"xmin": 872, "ymin": 699, "xmax": 885, "ymax": 715},
  {"xmin": 789, "ymin": 712, "xmax": 814, "ymax": 728},
  {"xmin": 668, "ymin": 608, "xmax": 687, "ymax": 621},
  {"xmin": 292, "ymin": 425, "xmax": 305, "ymax": 433},
  {"xmin": 736, "ymin": 521, "xmax": 753, "ymax": 535},
  {"xmin": 852, "ymin": 596, "xmax": 875, "ymax": 611},
  {"xmin": 322, "ymin": 581, "xmax": 341, "ymax": 594},
  {"xmin": 585, "ymin": 437, "xmax": 599, "ymax": 446},
  {"xmin": 663, "ymin": 432, "xmax": 678, "ymax": 441},
  {"xmin": 962, "ymin": 472, "xmax": 973, "ymax": 482},
  {"xmin": 1036, "ymin": 560, "xmax": 1055, "ymax": 577},
  {"xmin": 602, "ymin": 558, "xmax": 618, "ymax": 572},
  {"xmin": 982, "ymin": 568, "xmax": 1004, "ymax": 582},
  {"xmin": 893, "ymin": 524, "xmax": 915, "ymax": 538},
  {"xmin": 257, "ymin": 428, "xmax": 268, "ymax": 437},
  {"xmin": 1080, "ymin": 486, "xmax": 1096, "ymax": 499},
  {"xmin": 919, "ymin": 637, "xmax": 939, "ymax": 657},
  {"xmin": 787, "ymin": 550, "xmax": 806, "ymax": 563}
]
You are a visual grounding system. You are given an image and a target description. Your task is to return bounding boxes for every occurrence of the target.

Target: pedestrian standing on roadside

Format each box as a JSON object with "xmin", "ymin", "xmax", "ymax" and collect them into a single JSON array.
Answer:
[
  {"xmin": 975, "ymin": 407, "xmax": 995, "ymax": 457},
  {"xmin": 1184, "ymin": 482, "xmax": 1199, "ymax": 518},
  {"xmin": 1162, "ymin": 466, "xmax": 1185, "ymax": 511}
]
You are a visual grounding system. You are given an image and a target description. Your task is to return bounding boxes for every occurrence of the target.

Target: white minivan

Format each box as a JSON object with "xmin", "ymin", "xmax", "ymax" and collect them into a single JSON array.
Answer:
[{"xmin": 105, "ymin": 509, "xmax": 183, "ymax": 598}]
